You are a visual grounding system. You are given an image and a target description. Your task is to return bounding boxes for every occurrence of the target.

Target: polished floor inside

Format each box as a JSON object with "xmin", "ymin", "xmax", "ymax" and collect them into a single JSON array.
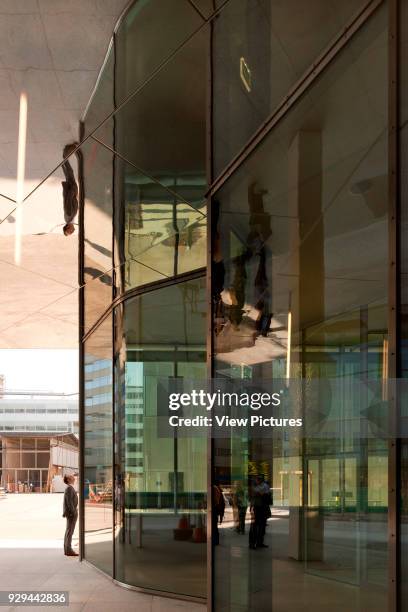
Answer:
[{"xmin": 214, "ymin": 508, "xmax": 387, "ymax": 612}]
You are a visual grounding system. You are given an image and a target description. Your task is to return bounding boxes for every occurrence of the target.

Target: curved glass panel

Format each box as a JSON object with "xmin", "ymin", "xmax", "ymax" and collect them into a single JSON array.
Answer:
[
  {"xmin": 212, "ymin": 5, "xmax": 388, "ymax": 611},
  {"xmin": 114, "ymin": 278, "xmax": 207, "ymax": 598},
  {"xmin": 81, "ymin": 134, "xmax": 206, "ymax": 330},
  {"xmin": 114, "ymin": 0, "xmax": 204, "ymax": 106},
  {"xmin": 83, "ymin": 0, "xmax": 204, "ymax": 139},
  {"xmin": 104, "ymin": 25, "xmax": 209, "ymax": 295},
  {"xmin": 82, "ymin": 139, "xmax": 113, "ymax": 334},
  {"xmin": 83, "ymin": 43, "xmax": 114, "ymax": 139},
  {"xmin": 95, "ymin": 24, "xmax": 209, "ymax": 208},
  {"xmin": 84, "ymin": 315, "xmax": 113, "ymax": 576},
  {"xmin": 113, "ymin": 154, "xmax": 206, "ymax": 294}
]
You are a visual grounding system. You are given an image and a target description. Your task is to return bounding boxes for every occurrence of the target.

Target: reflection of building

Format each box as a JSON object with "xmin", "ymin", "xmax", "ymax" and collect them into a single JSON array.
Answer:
[
  {"xmin": 78, "ymin": 2, "xmax": 407, "ymax": 612},
  {"xmin": 84, "ymin": 356, "xmax": 112, "ymax": 489},
  {"xmin": 123, "ymin": 382, "xmax": 144, "ymax": 485},
  {"xmin": 0, "ymin": 433, "xmax": 78, "ymax": 493}
]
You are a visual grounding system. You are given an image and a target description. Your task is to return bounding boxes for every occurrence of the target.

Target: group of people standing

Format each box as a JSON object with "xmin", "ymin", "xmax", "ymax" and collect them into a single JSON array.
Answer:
[{"xmin": 213, "ymin": 475, "xmax": 272, "ymax": 549}]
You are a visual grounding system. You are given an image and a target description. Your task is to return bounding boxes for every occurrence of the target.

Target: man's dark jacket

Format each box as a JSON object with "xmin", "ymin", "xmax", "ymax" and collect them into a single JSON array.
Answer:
[{"xmin": 63, "ymin": 484, "xmax": 78, "ymax": 518}]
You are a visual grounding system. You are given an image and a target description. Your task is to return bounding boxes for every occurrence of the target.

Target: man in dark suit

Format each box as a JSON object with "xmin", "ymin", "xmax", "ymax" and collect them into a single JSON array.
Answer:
[
  {"xmin": 62, "ymin": 474, "xmax": 78, "ymax": 556},
  {"xmin": 61, "ymin": 143, "xmax": 79, "ymax": 236}
]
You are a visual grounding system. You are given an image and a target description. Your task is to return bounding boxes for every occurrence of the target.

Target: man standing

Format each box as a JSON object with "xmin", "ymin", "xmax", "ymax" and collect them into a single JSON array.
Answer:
[
  {"xmin": 62, "ymin": 474, "xmax": 78, "ymax": 556},
  {"xmin": 249, "ymin": 475, "xmax": 271, "ymax": 549}
]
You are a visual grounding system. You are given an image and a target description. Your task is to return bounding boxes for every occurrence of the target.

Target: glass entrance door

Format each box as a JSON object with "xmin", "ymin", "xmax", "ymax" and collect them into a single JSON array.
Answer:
[
  {"xmin": 305, "ymin": 449, "xmax": 388, "ymax": 588},
  {"xmin": 306, "ymin": 455, "xmax": 359, "ymax": 585}
]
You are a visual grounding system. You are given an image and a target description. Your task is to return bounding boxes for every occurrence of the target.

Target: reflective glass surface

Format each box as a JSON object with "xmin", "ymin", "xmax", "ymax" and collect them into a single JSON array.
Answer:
[
  {"xmin": 84, "ymin": 315, "xmax": 113, "ymax": 576},
  {"xmin": 0, "ymin": 164, "xmax": 78, "ymax": 347},
  {"xmin": 212, "ymin": 5, "xmax": 388, "ymax": 611},
  {"xmin": 83, "ymin": 44, "xmax": 114, "ymax": 139},
  {"xmin": 83, "ymin": 20, "xmax": 209, "ymax": 299},
  {"xmin": 0, "ymin": 194, "xmax": 15, "ymax": 228},
  {"xmin": 83, "ymin": 0, "xmax": 204, "ymax": 140},
  {"xmin": 82, "ymin": 139, "xmax": 114, "ymax": 334},
  {"xmin": 96, "ymin": 25, "xmax": 208, "ymax": 213},
  {"xmin": 190, "ymin": 0, "xmax": 218, "ymax": 19},
  {"xmin": 212, "ymin": 0, "xmax": 370, "ymax": 177},
  {"xmin": 113, "ymin": 155, "xmax": 206, "ymax": 294},
  {"xmin": 114, "ymin": 0, "xmax": 204, "ymax": 106},
  {"xmin": 114, "ymin": 278, "xmax": 207, "ymax": 598},
  {"xmin": 92, "ymin": 25, "xmax": 209, "ymax": 295},
  {"xmin": 400, "ymin": 0, "xmax": 408, "ymax": 605}
]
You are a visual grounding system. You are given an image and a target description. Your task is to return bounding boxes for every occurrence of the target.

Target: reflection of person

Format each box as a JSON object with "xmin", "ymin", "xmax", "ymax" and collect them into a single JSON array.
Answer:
[
  {"xmin": 62, "ymin": 474, "xmax": 78, "ymax": 556},
  {"xmin": 249, "ymin": 475, "xmax": 270, "ymax": 549},
  {"xmin": 62, "ymin": 143, "xmax": 79, "ymax": 236},
  {"xmin": 217, "ymin": 483, "xmax": 225, "ymax": 524},
  {"xmin": 212, "ymin": 481, "xmax": 225, "ymax": 545},
  {"xmin": 213, "ymin": 183, "xmax": 273, "ymax": 348},
  {"xmin": 233, "ymin": 481, "xmax": 248, "ymax": 534}
]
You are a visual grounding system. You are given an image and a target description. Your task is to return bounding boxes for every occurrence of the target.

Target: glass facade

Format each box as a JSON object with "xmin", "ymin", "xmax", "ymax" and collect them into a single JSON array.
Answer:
[
  {"xmin": 113, "ymin": 280, "xmax": 207, "ymax": 596},
  {"xmin": 212, "ymin": 0, "xmax": 371, "ymax": 174},
  {"xmin": 400, "ymin": 0, "xmax": 408, "ymax": 609},
  {"xmin": 81, "ymin": 0, "xmax": 209, "ymax": 601},
  {"xmin": 212, "ymin": 4, "xmax": 389, "ymax": 609},
  {"xmin": 84, "ymin": 315, "xmax": 113, "ymax": 576},
  {"xmin": 79, "ymin": 0, "xmax": 407, "ymax": 610}
]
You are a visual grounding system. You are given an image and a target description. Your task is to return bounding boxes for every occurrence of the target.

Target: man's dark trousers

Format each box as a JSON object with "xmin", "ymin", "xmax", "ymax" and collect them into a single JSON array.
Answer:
[{"xmin": 64, "ymin": 511, "xmax": 78, "ymax": 554}]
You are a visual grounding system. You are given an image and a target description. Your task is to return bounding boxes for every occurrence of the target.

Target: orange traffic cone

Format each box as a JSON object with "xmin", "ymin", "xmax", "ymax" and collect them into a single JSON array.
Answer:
[
  {"xmin": 173, "ymin": 514, "xmax": 193, "ymax": 541},
  {"xmin": 178, "ymin": 515, "xmax": 189, "ymax": 530}
]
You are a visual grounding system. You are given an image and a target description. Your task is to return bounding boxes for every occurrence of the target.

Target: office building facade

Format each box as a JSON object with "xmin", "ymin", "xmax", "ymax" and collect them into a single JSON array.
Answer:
[
  {"xmin": 0, "ymin": 391, "xmax": 78, "ymax": 493},
  {"xmin": 0, "ymin": 433, "xmax": 78, "ymax": 493},
  {"xmin": 0, "ymin": 392, "xmax": 78, "ymax": 435},
  {"xmin": 78, "ymin": 0, "xmax": 408, "ymax": 610}
]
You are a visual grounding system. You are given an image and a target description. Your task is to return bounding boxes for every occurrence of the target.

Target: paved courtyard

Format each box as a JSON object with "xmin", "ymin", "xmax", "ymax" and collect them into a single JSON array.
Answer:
[
  {"xmin": 0, "ymin": 494, "xmax": 205, "ymax": 612},
  {"xmin": 0, "ymin": 493, "xmax": 74, "ymax": 544}
]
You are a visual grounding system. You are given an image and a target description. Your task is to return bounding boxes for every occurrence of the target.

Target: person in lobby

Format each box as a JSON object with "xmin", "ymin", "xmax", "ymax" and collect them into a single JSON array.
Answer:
[
  {"xmin": 212, "ymin": 481, "xmax": 225, "ymax": 545},
  {"xmin": 232, "ymin": 480, "xmax": 248, "ymax": 534},
  {"xmin": 62, "ymin": 473, "xmax": 78, "ymax": 556},
  {"xmin": 249, "ymin": 474, "xmax": 271, "ymax": 549}
]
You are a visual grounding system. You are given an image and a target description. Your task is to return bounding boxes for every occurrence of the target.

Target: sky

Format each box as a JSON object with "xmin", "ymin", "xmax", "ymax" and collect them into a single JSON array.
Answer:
[{"xmin": 0, "ymin": 349, "xmax": 78, "ymax": 394}]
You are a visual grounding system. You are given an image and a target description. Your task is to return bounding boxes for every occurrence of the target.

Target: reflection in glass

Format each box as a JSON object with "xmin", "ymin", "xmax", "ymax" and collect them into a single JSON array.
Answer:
[
  {"xmin": 400, "ymin": 0, "xmax": 408, "ymax": 605},
  {"xmin": 190, "ymin": 0, "xmax": 218, "ymax": 19},
  {"xmin": 212, "ymin": 5, "xmax": 388, "ymax": 611},
  {"xmin": 213, "ymin": 0, "xmax": 371, "ymax": 176},
  {"xmin": 97, "ymin": 26, "xmax": 208, "ymax": 216},
  {"xmin": 85, "ymin": 21, "xmax": 209, "ymax": 298},
  {"xmin": 82, "ymin": 140, "xmax": 113, "ymax": 333},
  {"xmin": 83, "ymin": 44, "xmax": 114, "ymax": 140},
  {"xmin": 114, "ymin": 0, "xmax": 203, "ymax": 106},
  {"xmin": 114, "ymin": 278, "xmax": 207, "ymax": 598},
  {"xmin": 113, "ymin": 156, "xmax": 206, "ymax": 293},
  {"xmin": 0, "ymin": 162, "xmax": 79, "ymax": 348},
  {"xmin": 84, "ymin": 315, "xmax": 113, "ymax": 576},
  {"xmin": 0, "ymin": 195, "xmax": 15, "ymax": 228}
]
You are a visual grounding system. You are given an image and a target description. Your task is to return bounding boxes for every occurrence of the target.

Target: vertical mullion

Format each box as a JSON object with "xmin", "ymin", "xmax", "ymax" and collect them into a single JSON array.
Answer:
[
  {"xmin": 388, "ymin": 0, "xmax": 400, "ymax": 609},
  {"xmin": 112, "ymin": 28, "xmax": 117, "ymax": 581},
  {"xmin": 78, "ymin": 120, "xmax": 85, "ymax": 562},
  {"xmin": 206, "ymin": 7, "xmax": 214, "ymax": 612}
]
